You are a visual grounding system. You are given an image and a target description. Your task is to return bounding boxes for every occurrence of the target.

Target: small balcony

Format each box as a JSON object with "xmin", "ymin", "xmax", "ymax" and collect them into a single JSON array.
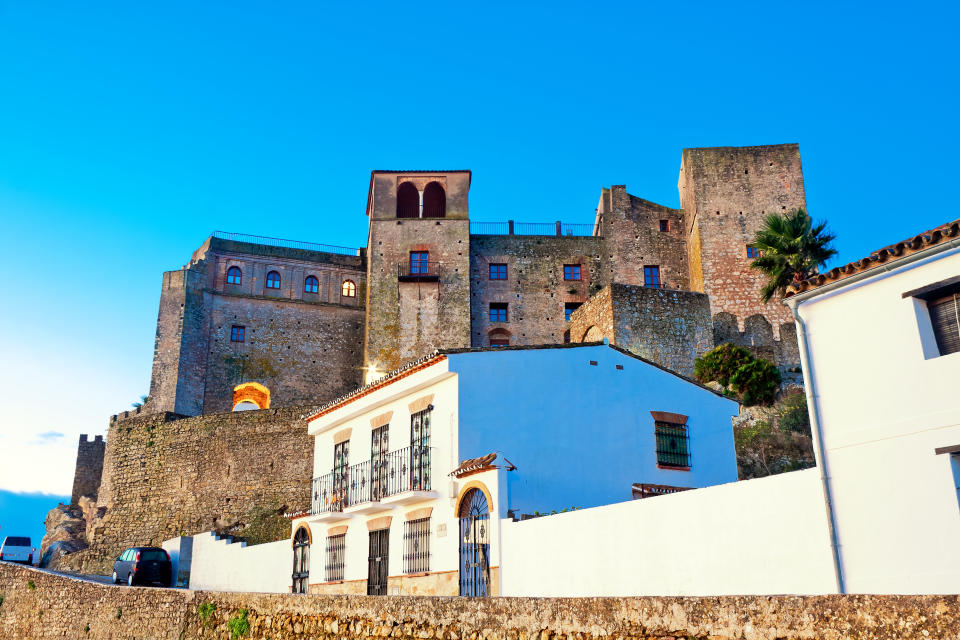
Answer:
[
  {"xmin": 398, "ymin": 261, "xmax": 442, "ymax": 282},
  {"xmin": 310, "ymin": 446, "xmax": 435, "ymax": 516}
]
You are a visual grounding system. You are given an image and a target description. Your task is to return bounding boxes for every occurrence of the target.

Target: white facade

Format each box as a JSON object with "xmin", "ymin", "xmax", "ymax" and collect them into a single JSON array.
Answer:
[
  {"xmin": 789, "ymin": 240, "xmax": 960, "ymax": 594},
  {"xmin": 291, "ymin": 343, "xmax": 740, "ymax": 596},
  {"xmin": 186, "ymin": 532, "xmax": 291, "ymax": 593}
]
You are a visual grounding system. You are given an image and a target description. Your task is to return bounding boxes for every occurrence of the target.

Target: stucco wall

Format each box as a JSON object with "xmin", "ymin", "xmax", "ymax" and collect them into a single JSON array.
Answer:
[
  {"xmin": 500, "ymin": 468, "xmax": 835, "ymax": 596},
  {"xmin": 187, "ymin": 532, "xmax": 291, "ymax": 593},
  {"xmin": 795, "ymin": 245, "xmax": 960, "ymax": 594},
  {"xmin": 2, "ymin": 563, "xmax": 958, "ymax": 640}
]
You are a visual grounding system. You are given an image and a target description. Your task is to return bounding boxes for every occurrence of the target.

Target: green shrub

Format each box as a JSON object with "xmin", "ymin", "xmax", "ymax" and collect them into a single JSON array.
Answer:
[
  {"xmin": 26, "ymin": 580, "xmax": 35, "ymax": 591},
  {"xmin": 228, "ymin": 608, "xmax": 250, "ymax": 639},
  {"xmin": 0, "ymin": 594, "xmax": 5, "ymax": 607},
  {"xmin": 694, "ymin": 343, "xmax": 754, "ymax": 386},
  {"xmin": 778, "ymin": 389, "xmax": 811, "ymax": 434},
  {"xmin": 115, "ymin": 607, "xmax": 122, "ymax": 620},
  {"xmin": 730, "ymin": 358, "xmax": 781, "ymax": 406},
  {"xmin": 197, "ymin": 602, "xmax": 216, "ymax": 627}
]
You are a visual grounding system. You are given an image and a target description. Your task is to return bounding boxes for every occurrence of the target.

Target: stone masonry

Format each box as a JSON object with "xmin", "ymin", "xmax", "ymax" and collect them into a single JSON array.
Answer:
[
  {"xmin": 70, "ymin": 434, "xmax": 105, "ymax": 505},
  {"xmin": 2, "ymin": 563, "xmax": 959, "ymax": 640}
]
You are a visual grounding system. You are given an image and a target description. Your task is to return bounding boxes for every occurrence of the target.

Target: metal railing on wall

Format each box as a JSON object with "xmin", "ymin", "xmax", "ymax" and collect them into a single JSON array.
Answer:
[
  {"xmin": 212, "ymin": 231, "xmax": 359, "ymax": 256},
  {"xmin": 470, "ymin": 221, "xmax": 599, "ymax": 237},
  {"xmin": 310, "ymin": 446, "xmax": 433, "ymax": 514}
]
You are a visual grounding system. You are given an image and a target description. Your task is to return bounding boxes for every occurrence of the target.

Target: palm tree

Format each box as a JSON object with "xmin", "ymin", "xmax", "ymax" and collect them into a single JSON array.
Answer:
[
  {"xmin": 751, "ymin": 209, "xmax": 837, "ymax": 303},
  {"xmin": 131, "ymin": 395, "xmax": 149, "ymax": 408}
]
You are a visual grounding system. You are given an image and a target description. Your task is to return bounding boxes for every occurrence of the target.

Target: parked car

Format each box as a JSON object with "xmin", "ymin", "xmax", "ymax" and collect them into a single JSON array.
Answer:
[
  {"xmin": 112, "ymin": 547, "xmax": 172, "ymax": 586},
  {"xmin": 0, "ymin": 536, "xmax": 34, "ymax": 565}
]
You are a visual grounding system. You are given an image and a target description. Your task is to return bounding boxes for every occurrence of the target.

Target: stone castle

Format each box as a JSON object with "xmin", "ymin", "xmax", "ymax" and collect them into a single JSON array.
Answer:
[{"xmin": 53, "ymin": 143, "xmax": 806, "ymax": 570}]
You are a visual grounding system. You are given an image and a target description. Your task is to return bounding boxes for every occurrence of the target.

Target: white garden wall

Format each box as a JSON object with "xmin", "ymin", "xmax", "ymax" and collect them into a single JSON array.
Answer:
[
  {"xmin": 187, "ymin": 532, "xmax": 291, "ymax": 593},
  {"xmin": 499, "ymin": 468, "xmax": 836, "ymax": 597}
]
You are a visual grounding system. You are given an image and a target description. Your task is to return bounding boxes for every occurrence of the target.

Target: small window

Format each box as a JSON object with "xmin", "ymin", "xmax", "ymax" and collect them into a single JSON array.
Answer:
[
  {"xmin": 489, "ymin": 263, "xmax": 507, "ymax": 280},
  {"xmin": 644, "ymin": 266, "xmax": 661, "ymax": 289},
  {"xmin": 230, "ymin": 326, "xmax": 245, "ymax": 343},
  {"xmin": 930, "ymin": 293, "xmax": 960, "ymax": 356},
  {"xmin": 659, "ymin": 220, "xmax": 669, "ymax": 232},
  {"xmin": 563, "ymin": 264, "xmax": 582, "ymax": 281},
  {"xmin": 564, "ymin": 302, "xmax": 582, "ymax": 322},
  {"xmin": 342, "ymin": 280, "xmax": 356, "ymax": 297},
  {"xmin": 655, "ymin": 421, "xmax": 690, "ymax": 468},
  {"xmin": 746, "ymin": 246, "xmax": 760, "ymax": 259},
  {"xmin": 266, "ymin": 271, "xmax": 281, "ymax": 289},
  {"xmin": 325, "ymin": 533, "xmax": 345, "ymax": 582},
  {"xmin": 410, "ymin": 251, "xmax": 430, "ymax": 275},
  {"xmin": 403, "ymin": 517, "xmax": 431, "ymax": 573},
  {"xmin": 489, "ymin": 303, "xmax": 508, "ymax": 322},
  {"xmin": 304, "ymin": 275, "xmax": 319, "ymax": 294},
  {"xmin": 226, "ymin": 266, "xmax": 242, "ymax": 285}
]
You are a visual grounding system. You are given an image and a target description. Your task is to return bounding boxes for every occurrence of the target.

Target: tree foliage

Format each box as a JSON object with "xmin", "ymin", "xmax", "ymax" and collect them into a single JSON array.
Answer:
[
  {"xmin": 751, "ymin": 208, "xmax": 838, "ymax": 302},
  {"xmin": 693, "ymin": 343, "xmax": 754, "ymax": 387},
  {"xmin": 694, "ymin": 343, "xmax": 781, "ymax": 406}
]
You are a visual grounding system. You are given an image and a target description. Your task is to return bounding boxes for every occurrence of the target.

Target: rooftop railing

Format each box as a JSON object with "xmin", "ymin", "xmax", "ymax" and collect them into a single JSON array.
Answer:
[
  {"xmin": 212, "ymin": 230, "xmax": 359, "ymax": 256},
  {"xmin": 470, "ymin": 221, "xmax": 599, "ymax": 237},
  {"xmin": 311, "ymin": 445, "xmax": 433, "ymax": 515}
]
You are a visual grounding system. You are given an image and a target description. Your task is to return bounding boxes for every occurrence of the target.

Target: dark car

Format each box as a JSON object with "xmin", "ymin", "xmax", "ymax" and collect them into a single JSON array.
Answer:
[{"xmin": 112, "ymin": 547, "xmax": 172, "ymax": 586}]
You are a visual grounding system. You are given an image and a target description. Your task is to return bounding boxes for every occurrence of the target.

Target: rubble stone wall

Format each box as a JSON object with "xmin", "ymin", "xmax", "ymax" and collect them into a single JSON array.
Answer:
[
  {"xmin": 71, "ymin": 434, "xmax": 105, "ymax": 504},
  {"xmin": 2, "ymin": 563, "xmax": 958, "ymax": 640}
]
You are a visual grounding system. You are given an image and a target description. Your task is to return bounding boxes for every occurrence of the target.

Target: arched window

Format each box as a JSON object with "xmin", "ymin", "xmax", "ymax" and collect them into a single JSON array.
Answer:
[
  {"xmin": 422, "ymin": 182, "xmax": 446, "ymax": 218},
  {"xmin": 304, "ymin": 275, "xmax": 319, "ymax": 294},
  {"xmin": 396, "ymin": 182, "xmax": 420, "ymax": 219},
  {"xmin": 488, "ymin": 329, "xmax": 510, "ymax": 348},
  {"xmin": 292, "ymin": 526, "xmax": 310, "ymax": 594},
  {"xmin": 342, "ymin": 279, "xmax": 356, "ymax": 297},
  {"xmin": 266, "ymin": 271, "xmax": 281, "ymax": 289},
  {"xmin": 226, "ymin": 266, "xmax": 242, "ymax": 285}
]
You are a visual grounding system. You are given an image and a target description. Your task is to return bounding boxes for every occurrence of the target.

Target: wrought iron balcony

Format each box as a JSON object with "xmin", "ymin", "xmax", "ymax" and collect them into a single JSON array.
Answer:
[
  {"xmin": 311, "ymin": 445, "xmax": 433, "ymax": 515},
  {"xmin": 398, "ymin": 261, "xmax": 442, "ymax": 281}
]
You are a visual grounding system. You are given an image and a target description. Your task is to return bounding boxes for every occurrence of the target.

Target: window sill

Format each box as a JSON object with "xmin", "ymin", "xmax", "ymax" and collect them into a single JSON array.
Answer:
[
  {"xmin": 657, "ymin": 464, "xmax": 691, "ymax": 471},
  {"xmin": 403, "ymin": 571, "xmax": 431, "ymax": 577},
  {"xmin": 321, "ymin": 580, "xmax": 344, "ymax": 585}
]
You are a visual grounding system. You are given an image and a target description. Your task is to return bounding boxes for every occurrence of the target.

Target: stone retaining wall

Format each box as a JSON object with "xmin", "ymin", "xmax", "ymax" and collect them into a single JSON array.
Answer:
[{"xmin": 2, "ymin": 563, "xmax": 958, "ymax": 640}]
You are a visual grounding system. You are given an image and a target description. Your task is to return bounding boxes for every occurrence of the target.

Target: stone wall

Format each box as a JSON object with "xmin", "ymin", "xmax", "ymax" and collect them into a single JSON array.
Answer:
[
  {"xmin": 470, "ymin": 235, "xmax": 603, "ymax": 347},
  {"xmin": 59, "ymin": 407, "xmax": 313, "ymax": 574},
  {"xmin": 713, "ymin": 312, "xmax": 801, "ymax": 369},
  {"xmin": 2, "ymin": 563, "xmax": 958, "ymax": 640},
  {"xmin": 70, "ymin": 434, "xmax": 105, "ymax": 505}
]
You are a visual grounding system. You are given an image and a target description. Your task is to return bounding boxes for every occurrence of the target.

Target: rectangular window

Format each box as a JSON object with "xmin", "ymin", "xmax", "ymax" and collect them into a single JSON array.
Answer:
[
  {"xmin": 332, "ymin": 440, "xmax": 349, "ymax": 506},
  {"xmin": 929, "ymin": 293, "xmax": 960, "ymax": 356},
  {"xmin": 325, "ymin": 534, "xmax": 345, "ymax": 582},
  {"xmin": 410, "ymin": 409, "xmax": 431, "ymax": 491},
  {"xmin": 230, "ymin": 326, "xmax": 245, "ymax": 343},
  {"xmin": 563, "ymin": 264, "xmax": 582, "ymax": 281},
  {"xmin": 403, "ymin": 518, "xmax": 431, "ymax": 573},
  {"xmin": 564, "ymin": 302, "xmax": 582, "ymax": 322},
  {"xmin": 489, "ymin": 303, "xmax": 508, "ymax": 322},
  {"xmin": 655, "ymin": 421, "xmax": 690, "ymax": 468},
  {"xmin": 410, "ymin": 251, "xmax": 430, "ymax": 275},
  {"xmin": 489, "ymin": 263, "xmax": 507, "ymax": 280},
  {"xmin": 746, "ymin": 246, "xmax": 760, "ymax": 259},
  {"xmin": 643, "ymin": 266, "xmax": 661, "ymax": 289},
  {"xmin": 659, "ymin": 219, "xmax": 669, "ymax": 232}
]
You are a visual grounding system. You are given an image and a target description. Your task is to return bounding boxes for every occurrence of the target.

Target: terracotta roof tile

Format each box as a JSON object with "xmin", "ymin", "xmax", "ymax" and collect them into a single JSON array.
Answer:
[
  {"xmin": 451, "ymin": 453, "xmax": 499, "ymax": 478},
  {"xmin": 785, "ymin": 218, "xmax": 960, "ymax": 298}
]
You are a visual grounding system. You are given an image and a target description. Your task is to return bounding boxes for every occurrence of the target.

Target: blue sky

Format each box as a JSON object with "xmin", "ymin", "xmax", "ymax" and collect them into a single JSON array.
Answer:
[{"xmin": 0, "ymin": 1, "xmax": 957, "ymax": 498}]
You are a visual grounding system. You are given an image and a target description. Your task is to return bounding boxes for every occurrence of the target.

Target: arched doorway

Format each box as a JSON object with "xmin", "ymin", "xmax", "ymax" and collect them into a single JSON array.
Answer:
[
  {"xmin": 422, "ymin": 181, "xmax": 446, "ymax": 218},
  {"xmin": 396, "ymin": 182, "xmax": 420, "ymax": 218},
  {"xmin": 458, "ymin": 488, "xmax": 490, "ymax": 596},
  {"xmin": 291, "ymin": 526, "xmax": 310, "ymax": 594}
]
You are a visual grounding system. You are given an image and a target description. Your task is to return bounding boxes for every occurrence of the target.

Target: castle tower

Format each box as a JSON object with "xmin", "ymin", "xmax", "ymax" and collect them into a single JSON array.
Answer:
[
  {"xmin": 679, "ymin": 144, "xmax": 806, "ymax": 339},
  {"xmin": 363, "ymin": 171, "xmax": 473, "ymax": 375}
]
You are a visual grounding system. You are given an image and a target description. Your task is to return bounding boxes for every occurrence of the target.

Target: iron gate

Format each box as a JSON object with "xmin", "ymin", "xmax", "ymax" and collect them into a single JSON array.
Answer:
[
  {"xmin": 371, "ymin": 425, "xmax": 389, "ymax": 501},
  {"xmin": 291, "ymin": 527, "xmax": 310, "ymax": 594},
  {"xmin": 367, "ymin": 528, "xmax": 389, "ymax": 595},
  {"xmin": 458, "ymin": 488, "xmax": 490, "ymax": 596}
]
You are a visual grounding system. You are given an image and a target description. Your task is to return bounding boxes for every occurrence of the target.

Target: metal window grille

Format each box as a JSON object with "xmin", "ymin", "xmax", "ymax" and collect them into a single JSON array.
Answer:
[
  {"xmin": 325, "ymin": 533, "xmax": 345, "ymax": 582},
  {"xmin": 403, "ymin": 518, "xmax": 431, "ymax": 573},
  {"xmin": 930, "ymin": 293, "xmax": 960, "ymax": 356},
  {"xmin": 370, "ymin": 425, "xmax": 389, "ymax": 501},
  {"xmin": 563, "ymin": 264, "xmax": 581, "ymax": 280},
  {"xmin": 410, "ymin": 409, "xmax": 431, "ymax": 491},
  {"xmin": 292, "ymin": 527, "xmax": 310, "ymax": 593},
  {"xmin": 644, "ymin": 266, "xmax": 661, "ymax": 289},
  {"xmin": 332, "ymin": 440, "xmax": 349, "ymax": 507},
  {"xmin": 655, "ymin": 421, "xmax": 690, "ymax": 468},
  {"xmin": 367, "ymin": 529, "xmax": 389, "ymax": 595}
]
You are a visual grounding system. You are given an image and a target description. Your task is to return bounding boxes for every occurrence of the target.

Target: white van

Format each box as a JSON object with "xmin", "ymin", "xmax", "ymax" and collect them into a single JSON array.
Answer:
[{"xmin": 0, "ymin": 536, "xmax": 35, "ymax": 564}]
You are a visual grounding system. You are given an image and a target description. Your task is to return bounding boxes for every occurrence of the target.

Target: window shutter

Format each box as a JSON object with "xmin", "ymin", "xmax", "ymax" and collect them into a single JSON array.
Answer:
[{"xmin": 930, "ymin": 294, "xmax": 960, "ymax": 356}]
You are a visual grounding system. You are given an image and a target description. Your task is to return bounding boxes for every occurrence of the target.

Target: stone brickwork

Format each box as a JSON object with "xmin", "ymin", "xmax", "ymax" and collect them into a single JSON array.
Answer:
[
  {"xmin": 149, "ymin": 236, "xmax": 365, "ymax": 416},
  {"xmin": 470, "ymin": 235, "xmax": 603, "ymax": 347},
  {"xmin": 70, "ymin": 434, "xmax": 105, "ymax": 505},
  {"xmin": 679, "ymin": 144, "xmax": 805, "ymax": 337},
  {"xmin": 2, "ymin": 563, "xmax": 959, "ymax": 640},
  {"xmin": 59, "ymin": 407, "xmax": 313, "ymax": 574},
  {"xmin": 570, "ymin": 284, "xmax": 713, "ymax": 378}
]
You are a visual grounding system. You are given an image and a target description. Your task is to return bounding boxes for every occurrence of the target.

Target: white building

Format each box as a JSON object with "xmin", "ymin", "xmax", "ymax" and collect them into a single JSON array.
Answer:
[
  {"xmin": 288, "ymin": 342, "xmax": 740, "ymax": 596},
  {"xmin": 784, "ymin": 217, "xmax": 960, "ymax": 594}
]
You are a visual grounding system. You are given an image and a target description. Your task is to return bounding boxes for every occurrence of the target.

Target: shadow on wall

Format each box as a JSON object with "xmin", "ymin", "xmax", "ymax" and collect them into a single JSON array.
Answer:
[{"xmin": 713, "ymin": 312, "xmax": 799, "ymax": 368}]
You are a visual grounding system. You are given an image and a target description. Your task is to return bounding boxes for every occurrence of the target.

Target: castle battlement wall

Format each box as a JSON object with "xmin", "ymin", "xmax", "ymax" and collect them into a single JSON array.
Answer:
[{"xmin": 70, "ymin": 434, "xmax": 105, "ymax": 505}]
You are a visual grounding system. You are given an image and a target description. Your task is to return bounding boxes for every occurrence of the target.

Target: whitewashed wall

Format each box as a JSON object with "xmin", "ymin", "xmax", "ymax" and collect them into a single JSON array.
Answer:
[
  {"xmin": 188, "ymin": 532, "xmax": 291, "ymax": 593},
  {"xmin": 795, "ymin": 245, "xmax": 960, "ymax": 594},
  {"xmin": 499, "ymin": 469, "xmax": 836, "ymax": 596}
]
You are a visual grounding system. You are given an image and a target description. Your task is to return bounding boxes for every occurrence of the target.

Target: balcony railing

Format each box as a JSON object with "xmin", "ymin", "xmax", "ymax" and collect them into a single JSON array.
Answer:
[
  {"xmin": 311, "ymin": 446, "xmax": 433, "ymax": 514},
  {"xmin": 470, "ymin": 220, "xmax": 599, "ymax": 237},
  {"xmin": 398, "ymin": 261, "xmax": 442, "ymax": 281},
  {"xmin": 212, "ymin": 230, "xmax": 359, "ymax": 255}
]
